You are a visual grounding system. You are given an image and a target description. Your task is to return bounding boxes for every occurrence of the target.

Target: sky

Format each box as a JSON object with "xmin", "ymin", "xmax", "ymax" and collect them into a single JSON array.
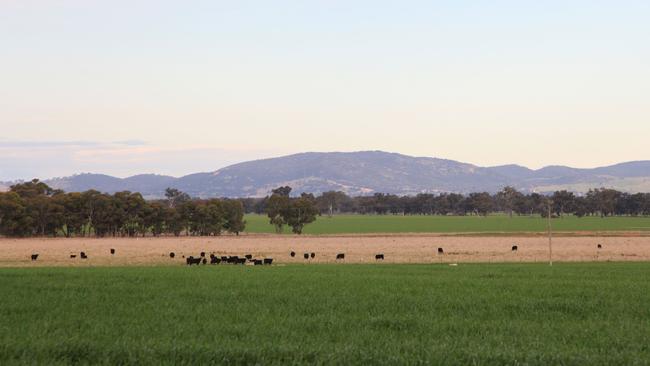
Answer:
[{"xmin": 1, "ymin": 0, "xmax": 649, "ymax": 181}]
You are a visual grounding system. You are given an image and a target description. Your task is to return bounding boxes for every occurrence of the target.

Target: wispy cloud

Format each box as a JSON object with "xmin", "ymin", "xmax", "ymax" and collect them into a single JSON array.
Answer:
[
  {"xmin": 0, "ymin": 140, "xmax": 147, "ymax": 149},
  {"xmin": 0, "ymin": 140, "xmax": 288, "ymax": 181}
]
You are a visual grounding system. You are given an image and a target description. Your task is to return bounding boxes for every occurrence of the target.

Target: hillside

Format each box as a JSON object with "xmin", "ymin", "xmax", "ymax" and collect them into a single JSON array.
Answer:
[{"xmin": 4, "ymin": 151, "xmax": 650, "ymax": 197}]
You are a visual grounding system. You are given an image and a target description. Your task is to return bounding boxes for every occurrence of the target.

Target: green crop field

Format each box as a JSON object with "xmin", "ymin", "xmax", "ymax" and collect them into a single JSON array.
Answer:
[
  {"xmin": 243, "ymin": 214, "xmax": 650, "ymax": 234},
  {"xmin": 1, "ymin": 263, "xmax": 650, "ymax": 365}
]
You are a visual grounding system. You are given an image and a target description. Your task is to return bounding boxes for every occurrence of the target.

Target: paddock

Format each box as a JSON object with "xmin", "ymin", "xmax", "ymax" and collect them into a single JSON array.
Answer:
[{"xmin": 1, "ymin": 234, "xmax": 649, "ymax": 266}]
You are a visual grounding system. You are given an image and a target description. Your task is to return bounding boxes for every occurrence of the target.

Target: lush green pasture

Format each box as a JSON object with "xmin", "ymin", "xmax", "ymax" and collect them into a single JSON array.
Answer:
[
  {"xmin": 244, "ymin": 214, "xmax": 650, "ymax": 234},
  {"xmin": 1, "ymin": 263, "xmax": 650, "ymax": 365}
]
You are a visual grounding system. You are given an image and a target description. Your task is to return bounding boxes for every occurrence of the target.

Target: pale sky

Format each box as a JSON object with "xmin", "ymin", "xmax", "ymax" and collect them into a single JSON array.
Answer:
[{"xmin": 1, "ymin": 0, "xmax": 649, "ymax": 180}]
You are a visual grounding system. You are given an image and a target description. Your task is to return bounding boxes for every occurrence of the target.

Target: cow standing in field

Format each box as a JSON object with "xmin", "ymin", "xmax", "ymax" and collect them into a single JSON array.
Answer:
[
  {"xmin": 304, "ymin": 253, "xmax": 310, "ymax": 260},
  {"xmin": 336, "ymin": 253, "xmax": 345, "ymax": 261},
  {"xmin": 597, "ymin": 244, "xmax": 603, "ymax": 249},
  {"xmin": 169, "ymin": 252, "xmax": 175, "ymax": 259},
  {"xmin": 70, "ymin": 254, "xmax": 77, "ymax": 259},
  {"xmin": 437, "ymin": 248, "xmax": 444, "ymax": 255},
  {"xmin": 186, "ymin": 256, "xmax": 202, "ymax": 266},
  {"xmin": 200, "ymin": 252, "xmax": 206, "ymax": 258},
  {"xmin": 254, "ymin": 259, "xmax": 263, "ymax": 265},
  {"xmin": 245, "ymin": 254, "xmax": 253, "ymax": 260},
  {"xmin": 80, "ymin": 252, "xmax": 88, "ymax": 259},
  {"xmin": 310, "ymin": 253, "xmax": 315, "ymax": 259},
  {"xmin": 31, "ymin": 254, "xmax": 39, "ymax": 261},
  {"xmin": 263, "ymin": 258, "xmax": 273, "ymax": 265},
  {"xmin": 375, "ymin": 254, "xmax": 384, "ymax": 261},
  {"xmin": 511, "ymin": 245, "xmax": 518, "ymax": 252},
  {"xmin": 110, "ymin": 248, "xmax": 116, "ymax": 255},
  {"xmin": 290, "ymin": 251, "xmax": 296, "ymax": 258}
]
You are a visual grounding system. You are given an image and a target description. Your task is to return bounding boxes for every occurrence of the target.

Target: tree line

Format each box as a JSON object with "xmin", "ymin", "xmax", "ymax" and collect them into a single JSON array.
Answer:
[
  {"xmin": 0, "ymin": 181, "xmax": 245, "ymax": 238},
  {"xmin": 3, "ymin": 180, "xmax": 650, "ymax": 238},
  {"xmin": 243, "ymin": 187, "xmax": 650, "ymax": 218}
]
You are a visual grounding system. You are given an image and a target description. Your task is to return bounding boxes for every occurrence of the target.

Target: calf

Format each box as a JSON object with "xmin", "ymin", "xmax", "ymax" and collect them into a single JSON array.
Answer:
[
  {"xmin": 169, "ymin": 252, "xmax": 175, "ymax": 259},
  {"xmin": 511, "ymin": 245, "xmax": 518, "ymax": 252},
  {"xmin": 336, "ymin": 253, "xmax": 345, "ymax": 260},
  {"xmin": 110, "ymin": 248, "xmax": 116, "ymax": 255},
  {"xmin": 290, "ymin": 251, "xmax": 296, "ymax": 257},
  {"xmin": 70, "ymin": 254, "xmax": 77, "ymax": 259},
  {"xmin": 80, "ymin": 252, "xmax": 88, "ymax": 259},
  {"xmin": 209, "ymin": 255, "xmax": 220, "ymax": 265},
  {"xmin": 375, "ymin": 254, "xmax": 384, "ymax": 261},
  {"xmin": 31, "ymin": 254, "xmax": 39, "ymax": 261},
  {"xmin": 263, "ymin": 258, "xmax": 273, "ymax": 265},
  {"xmin": 304, "ymin": 253, "xmax": 310, "ymax": 260},
  {"xmin": 186, "ymin": 256, "xmax": 202, "ymax": 266},
  {"xmin": 437, "ymin": 248, "xmax": 444, "ymax": 255}
]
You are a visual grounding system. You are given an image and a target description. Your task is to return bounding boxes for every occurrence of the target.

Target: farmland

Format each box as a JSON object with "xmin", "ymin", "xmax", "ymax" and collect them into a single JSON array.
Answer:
[
  {"xmin": 3, "ymin": 235, "xmax": 650, "ymax": 267},
  {"xmin": 1, "ymin": 263, "xmax": 649, "ymax": 365},
  {"xmin": 244, "ymin": 214, "xmax": 650, "ymax": 234}
]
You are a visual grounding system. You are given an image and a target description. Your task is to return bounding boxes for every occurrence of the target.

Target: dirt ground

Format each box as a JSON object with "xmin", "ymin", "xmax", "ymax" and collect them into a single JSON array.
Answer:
[{"xmin": 1, "ymin": 234, "xmax": 650, "ymax": 267}]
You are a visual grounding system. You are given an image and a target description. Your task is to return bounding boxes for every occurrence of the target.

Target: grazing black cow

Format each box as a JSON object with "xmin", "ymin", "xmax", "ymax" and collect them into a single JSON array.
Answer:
[
  {"xmin": 511, "ymin": 245, "xmax": 518, "ymax": 252},
  {"xmin": 80, "ymin": 252, "xmax": 88, "ymax": 259},
  {"xmin": 209, "ymin": 255, "xmax": 221, "ymax": 265},
  {"xmin": 70, "ymin": 254, "xmax": 77, "ymax": 259},
  {"xmin": 31, "ymin": 254, "xmax": 39, "ymax": 261},
  {"xmin": 169, "ymin": 252, "xmax": 175, "ymax": 258},
  {"xmin": 336, "ymin": 253, "xmax": 345, "ymax": 260},
  {"xmin": 437, "ymin": 248, "xmax": 444, "ymax": 255},
  {"xmin": 304, "ymin": 253, "xmax": 310, "ymax": 260},
  {"xmin": 221, "ymin": 256, "xmax": 229, "ymax": 262},
  {"xmin": 310, "ymin": 253, "xmax": 315, "ymax": 259},
  {"xmin": 200, "ymin": 252, "xmax": 206, "ymax": 258},
  {"xmin": 186, "ymin": 256, "xmax": 202, "ymax": 265},
  {"xmin": 375, "ymin": 254, "xmax": 384, "ymax": 260},
  {"xmin": 245, "ymin": 254, "xmax": 253, "ymax": 260},
  {"xmin": 290, "ymin": 251, "xmax": 296, "ymax": 257},
  {"xmin": 110, "ymin": 248, "xmax": 115, "ymax": 255},
  {"xmin": 597, "ymin": 244, "xmax": 603, "ymax": 249},
  {"xmin": 237, "ymin": 258, "xmax": 247, "ymax": 265},
  {"xmin": 254, "ymin": 259, "xmax": 263, "ymax": 265},
  {"xmin": 263, "ymin": 258, "xmax": 273, "ymax": 265},
  {"xmin": 202, "ymin": 258, "xmax": 207, "ymax": 265}
]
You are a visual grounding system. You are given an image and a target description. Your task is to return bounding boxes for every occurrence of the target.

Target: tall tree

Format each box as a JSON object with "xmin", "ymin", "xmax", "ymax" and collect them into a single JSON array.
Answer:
[
  {"xmin": 266, "ymin": 186, "xmax": 292, "ymax": 233},
  {"xmin": 285, "ymin": 193, "xmax": 318, "ymax": 234},
  {"xmin": 222, "ymin": 199, "xmax": 246, "ymax": 235}
]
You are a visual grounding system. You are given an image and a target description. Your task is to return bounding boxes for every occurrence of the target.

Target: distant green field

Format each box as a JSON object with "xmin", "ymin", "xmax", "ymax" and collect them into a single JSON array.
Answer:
[
  {"xmin": 1, "ymin": 263, "xmax": 649, "ymax": 365},
  {"xmin": 244, "ymin": 214, "xmax": 650, "ymax": 234}
]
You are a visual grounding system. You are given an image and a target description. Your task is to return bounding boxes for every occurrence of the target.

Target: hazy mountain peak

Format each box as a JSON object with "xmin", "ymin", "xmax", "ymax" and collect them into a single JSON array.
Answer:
[{"xmin": 4, "ymin": 151, "xmax": 650, "ymax": 198}]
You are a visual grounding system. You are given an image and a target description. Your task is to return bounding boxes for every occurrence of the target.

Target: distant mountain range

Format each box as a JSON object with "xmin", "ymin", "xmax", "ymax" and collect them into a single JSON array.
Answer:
[{"xmin": 3, "ymin": 151, "xmax": 650, "ymax": 198}]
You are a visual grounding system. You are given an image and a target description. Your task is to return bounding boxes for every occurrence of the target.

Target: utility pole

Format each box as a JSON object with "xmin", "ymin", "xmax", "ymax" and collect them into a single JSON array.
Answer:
[{"xmin": 547, "ymin": 200, "xmax": 553, "ymax": 266}]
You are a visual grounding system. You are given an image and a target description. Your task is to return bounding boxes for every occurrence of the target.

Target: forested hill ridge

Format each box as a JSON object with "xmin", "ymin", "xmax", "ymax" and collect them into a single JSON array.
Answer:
[{"xmin": 3, "ymin": 151, "xmax": 650, "ymax": 198}]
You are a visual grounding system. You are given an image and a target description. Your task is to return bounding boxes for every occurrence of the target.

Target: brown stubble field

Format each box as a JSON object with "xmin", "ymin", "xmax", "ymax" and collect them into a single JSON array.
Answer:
[{"xmin": 1, "ymin": 234, "xmax": 650, "ymax": 267}]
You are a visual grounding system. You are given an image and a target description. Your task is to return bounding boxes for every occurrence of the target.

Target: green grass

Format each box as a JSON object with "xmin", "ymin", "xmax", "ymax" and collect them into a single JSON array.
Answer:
[
  {"xmin": 244, "ymin": 214, "xmax": 650, "ymax": 234},
  {"xmin": 1, "ymin": 263, "xmax": 650, "ymax": 365}
]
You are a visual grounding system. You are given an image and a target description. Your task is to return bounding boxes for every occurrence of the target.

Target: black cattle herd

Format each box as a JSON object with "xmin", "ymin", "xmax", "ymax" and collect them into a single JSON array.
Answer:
[{"xmin": 28, "ymin": 243, "xmax": 607, "ymax": 263}]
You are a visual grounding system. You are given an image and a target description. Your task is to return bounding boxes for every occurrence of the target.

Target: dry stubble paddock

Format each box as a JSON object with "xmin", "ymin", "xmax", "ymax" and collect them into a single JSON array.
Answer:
[{"xmin": 1, "ymin": 234, "xmax": 650, "ymax": 267}]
